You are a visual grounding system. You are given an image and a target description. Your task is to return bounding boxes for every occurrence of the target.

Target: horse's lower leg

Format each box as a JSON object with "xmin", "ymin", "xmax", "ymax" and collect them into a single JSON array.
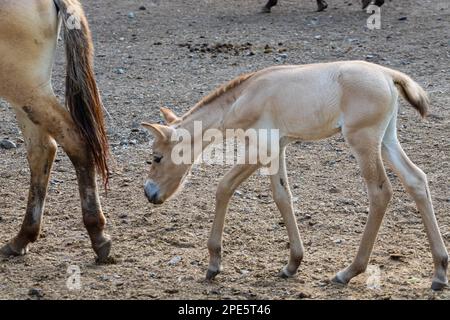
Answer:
[
  {"xmin": 333, "ymin": 128, "xmax": 392, "ymax": 284},
  {"xmin": 270, "ymin": 146, "xmax": 303, "ymax": 277},
  {"xmin": 206, "ymin": 164, "xmax": 260, "ymax": 280},
  {"xmin": 382, "ymin": 138, "xmax": 448, "ymax": 290},
  {"xmin": 1, "ymin": 113, "xmax": 57, "ymax": 256},
  {"xmin": 362, "ymin": 0, "xmax": 385, "ymax": 9},
  {"xmin": 14, "ymin": 92, "xmax": 111, "ymax": 261},
  {"xmin": 317, "ymin": 0, "xmax": 328, "ymax": 12},
  {"xmin": 262, "ymin": 0, "xmax": 278, "ymax": 13}
]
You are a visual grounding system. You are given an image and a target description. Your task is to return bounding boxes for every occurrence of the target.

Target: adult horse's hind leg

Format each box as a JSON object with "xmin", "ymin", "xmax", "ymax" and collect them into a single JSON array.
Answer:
[
  {"xmin": 381, "ymin": 114, "xmax": 448, "ymax": 290},
  {"xmin": 332, "ymin": 126, "xmax": 393, "ymax": 285},
  {"xmin": 0, "ymin": 111, "xmax": 57, "ymax": 256},
  {"xmin": 2, "ymin": 89, "xmax": 111, "ymax": 262}
]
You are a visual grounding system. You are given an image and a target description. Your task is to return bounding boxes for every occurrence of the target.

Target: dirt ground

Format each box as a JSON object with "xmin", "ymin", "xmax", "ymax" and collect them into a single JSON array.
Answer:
[{"xmin": 0, "ymin": 0, "xmax": 449, "ymax": 300}]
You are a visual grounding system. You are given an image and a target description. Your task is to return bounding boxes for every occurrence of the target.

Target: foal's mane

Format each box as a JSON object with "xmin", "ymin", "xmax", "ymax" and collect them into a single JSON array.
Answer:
[{"xmin": 182, "ymin": 72, "xmax": 256, "ymax": 119}]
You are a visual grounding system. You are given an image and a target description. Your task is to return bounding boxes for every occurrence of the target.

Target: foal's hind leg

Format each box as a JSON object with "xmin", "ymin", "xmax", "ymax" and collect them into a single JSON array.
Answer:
[
  {"xmin": 333, "ymin": 127, "xmax": 393, "ymax": 284},
  {"xmin": 382, "ymin": 116, "xmax": 448, "ymax": 290},
  {"xmin": 0, "ymin": 112, "xmax": 57, "ymax": 256},
  {"xmin": 6, "ymin": 90, "xmax": 111, "ymax": 261},
  {"xmin": 270, "ymin": 145, "xmax": 303, "ymax": 278}
]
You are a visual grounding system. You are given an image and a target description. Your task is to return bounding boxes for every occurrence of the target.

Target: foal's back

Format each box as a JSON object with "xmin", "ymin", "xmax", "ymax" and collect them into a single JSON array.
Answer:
[{"xmin": 231, "ymin": 61, "xmax": 395, "ymax": 141}]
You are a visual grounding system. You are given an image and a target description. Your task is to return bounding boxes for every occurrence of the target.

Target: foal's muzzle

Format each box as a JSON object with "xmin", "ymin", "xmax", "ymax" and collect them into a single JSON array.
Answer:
[{"xmin": 144, "ymin": 180, "xmax": 163, "ymax": 204}]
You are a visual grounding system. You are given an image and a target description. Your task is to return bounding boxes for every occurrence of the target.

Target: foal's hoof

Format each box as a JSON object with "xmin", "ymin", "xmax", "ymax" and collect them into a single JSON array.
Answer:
[
  {"xmin": 0, "ymin": 242, "xmax": 28, "ymax": 257},
  {"xmin": 431, "ymin": 280, "xmax": 448, "ymax": 291},
  {"xmin": 261, "ymin": 6, "xmax": 271, "ymax": 13},
  {"xmin": 94, "ymin": 238, "xmax": 112, "ymax": 264},
  {"xmin": 331, "ymin": 273, "xmax": 349, "ymax": 286},
  {"xmin": 278, "ymin": 266, "xmax": 296, "ymax": 279},
  {"xmin": 206, "ymin": 268, "xmax": 221, "ymax": 281}
]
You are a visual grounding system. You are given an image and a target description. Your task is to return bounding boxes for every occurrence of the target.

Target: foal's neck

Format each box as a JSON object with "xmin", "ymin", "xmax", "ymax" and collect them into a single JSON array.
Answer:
[{"xmin": 177, "ymin": 99, "xmax": 227, "ymax": 136}]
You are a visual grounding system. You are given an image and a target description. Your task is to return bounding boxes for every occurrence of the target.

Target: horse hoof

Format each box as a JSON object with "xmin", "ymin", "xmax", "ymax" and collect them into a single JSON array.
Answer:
[
  {"xmin": 361, "ymin": 0, "xmax": 371, "ymax": 9},
  {"xmin": 94, "ymin": 238, "xmax": 112, "ymax": 264},
  {"xmin": 317, "ymin": 2, "xmax": 328, "ymax": 12},
  {"xmin": 0, "ymin": 242, "xmax": 27, "ymax": 257},
  {"xmin": 278, "ymin": 266, "xmax": 296, "ymax": 279},
  {"xmin": 206, "ymin": 268, "xmax": 221, "ymax": 281},
  {"xmin": 431, "ymin": 280, "xmax": 448, "ymax": 291},
  {"xmin": 331, "ymin": 273, "xmax": 349, "ymax": 285},
  {"xmin": 261, "ymin": 6, "xmax": 271, "ymax": 13}
]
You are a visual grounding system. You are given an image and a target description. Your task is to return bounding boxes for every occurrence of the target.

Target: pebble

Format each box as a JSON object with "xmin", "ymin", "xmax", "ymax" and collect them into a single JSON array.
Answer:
[
  {"xmin": 116, "ymin": 68, "xmax": 125, "ymax": 75},
  {"xmin": 28, "ymin": 288, "xmax": 44, "ymax": 298},
  {"xmin": 314, "ymin": 35, "xmax": 322, "ymax": 40},
  {"xmin": 127, "ymin": 12, "xmax": 136, "ymax": 19},
  {"xmin": 168, "ymin": 256, "xmax": 182, "ymax": 265},
  {"xmin": 139, "ymin": 6, "xmax": 146, "ymax": 10},
  {"xmin": 333, "ymin": 239, "xmax": 343, "ymax": 244},
  {"xmin": 0, "ymin": 139, "xmax": 17, "ymax": 149}
]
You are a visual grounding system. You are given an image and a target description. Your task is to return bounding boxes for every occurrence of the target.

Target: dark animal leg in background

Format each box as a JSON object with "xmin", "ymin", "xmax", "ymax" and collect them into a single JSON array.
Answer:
[
  {"xmin": 362, "ymin": 0, "xmax": 385, "ymax": 10},
  {"xmin": 262, "ymin": 0, "xmax": 278, "ymax": 13},
  {"xmin": 317, "ymin": 0, "xmax": 328, "ymax": 12}
]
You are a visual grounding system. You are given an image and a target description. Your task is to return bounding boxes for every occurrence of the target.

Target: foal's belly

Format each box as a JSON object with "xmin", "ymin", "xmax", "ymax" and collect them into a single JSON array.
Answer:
[{"xmin": 277, "ymin": 103, "xmax": 343, "ymax": 141}]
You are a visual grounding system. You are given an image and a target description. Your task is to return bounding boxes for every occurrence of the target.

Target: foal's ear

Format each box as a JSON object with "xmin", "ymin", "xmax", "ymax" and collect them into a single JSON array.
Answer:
[
  {"xmin": 141, "ymin": 122, "xmax": 175, "ymax": 141},
  {"xmin": 160, "ymin": 107, "xmax": 180, "ymax": 124}
]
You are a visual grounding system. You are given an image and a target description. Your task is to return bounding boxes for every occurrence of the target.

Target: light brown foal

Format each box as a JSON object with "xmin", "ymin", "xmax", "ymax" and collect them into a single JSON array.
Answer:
[
  {"xmin": 0, "ymin": 0, "xmax": 111, "ymax": 261},
  {"xmin": 142, "ymin": 61, "xmax": 448, "ymax": 290}
]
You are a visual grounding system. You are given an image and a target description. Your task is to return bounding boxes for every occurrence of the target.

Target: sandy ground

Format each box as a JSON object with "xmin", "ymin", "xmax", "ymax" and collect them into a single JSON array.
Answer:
[{"xmin": 0, "ymin": 0, "xmax": 449, "ymax": 299}]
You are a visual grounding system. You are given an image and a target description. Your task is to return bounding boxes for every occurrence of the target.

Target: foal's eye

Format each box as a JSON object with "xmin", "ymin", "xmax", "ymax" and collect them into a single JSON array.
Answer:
[{"xmin": 153, "ymin": 155, "xmax": 163, "ymax": 163}]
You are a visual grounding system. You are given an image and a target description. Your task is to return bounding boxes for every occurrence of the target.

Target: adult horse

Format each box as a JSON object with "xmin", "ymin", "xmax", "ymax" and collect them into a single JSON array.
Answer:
[
  {"xmin": 262, "ymin": 0, "xmax": 385, "ymax": 13},
  {"xmin": 0, "ymin": 0, "xmax": 111, "ymax": 261},
  {"xmin": 142, "ymin": 61, "xmax": 448, "ymax": 290}
]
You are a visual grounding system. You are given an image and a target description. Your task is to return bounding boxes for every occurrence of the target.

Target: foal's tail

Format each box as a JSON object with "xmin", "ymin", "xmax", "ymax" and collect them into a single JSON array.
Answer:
[
  {"xmin": 385, "ymin": 68, "xmax": 430, "ymax": 118},
  {"xmin": 54, "ymin": 0, "xmax": 110, "ymax": 187}
]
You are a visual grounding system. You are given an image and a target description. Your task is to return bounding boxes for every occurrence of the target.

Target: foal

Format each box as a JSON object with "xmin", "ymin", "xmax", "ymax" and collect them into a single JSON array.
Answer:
[
  {"xmin": 142, "ymin": 61, "xmax": 448, "ymax": 290},
  {"xmin": 0, "ymin": 0, "xmax": 111, "ymax": 261}
]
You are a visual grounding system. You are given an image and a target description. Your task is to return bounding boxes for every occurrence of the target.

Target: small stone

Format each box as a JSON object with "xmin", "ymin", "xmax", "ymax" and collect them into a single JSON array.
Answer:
[
  {"xmin": 168, "ymin": 256, "xmax": 182, "ymax": 265},
  {"xmin": 329, "ymin": 186, "xmax": 341, "ymax": 193},
  {"xmin": 279, "ymin": 53, "xmax": 288, "ymax": 59},
  {"xmin": 234, "ymin": 190, "xmax": 243, "ymax": 197},
  {"xmin": 116, "ymin": 68, "xmax": 125, "ymax": 75},
  {"xmin": 398, "ymin": 16, "xmax": 407, "ymax": 21},
  {"xmin": 0, "ymin": 139, "xmax": 17, "ymax": 149},
  {"xmin": 366, "ymin": 54, "xmax": 375, "ymax": 59},
  {"xmin": 127, "ymin": 12, "xmax": 136, "ymax": 19},
  {"xmin": 333, "ymin": 239, "xmax": 343, "ymax": 244},
  {"xmin": 240, "ymin": 269, "xmax": 250, "ymax": 275},
  {"xmin": 314, "ymin": 35, "xmax": 322, "ymax": 40},
  {"xmin": 139, "ymin": 6, "xmax": 146, "ymax": 10},
  {"xmin": 119, "ymin": 213, "xmax": 128, "ymax": 219},
  {"xmin": 28, "ymin": 288, "xmax": 44, "ymax": 298}
]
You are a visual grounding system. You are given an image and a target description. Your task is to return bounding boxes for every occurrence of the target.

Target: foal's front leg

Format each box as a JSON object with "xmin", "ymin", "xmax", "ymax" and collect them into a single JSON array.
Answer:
[
  {"xmin": 1, "ymin": 112, "xmax": 57, "ymax": 256},
  {"xmin": 206, "ymin": 164, "xmax": 260, "ymax": 280},
  {"xmin": 270, "ymin": 146, "xmax": 304, "ymax": 277}
]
